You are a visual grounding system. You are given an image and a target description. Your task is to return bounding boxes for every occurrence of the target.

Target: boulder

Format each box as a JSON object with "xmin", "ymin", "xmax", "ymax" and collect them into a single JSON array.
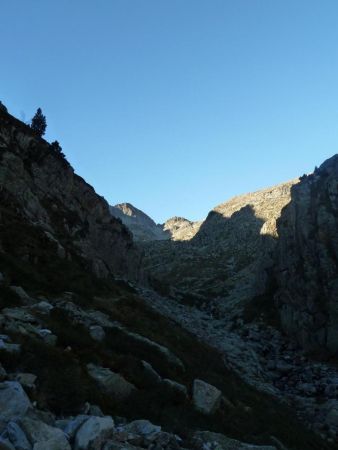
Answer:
[
  {"xmin": 89, "ymin": 325, "xmax": 105, "ymax": 342},
  {"xmin": 19, "ymin": 418, "xmax": 70, "ymax": 449},
  {"xmin": 11, "ymin": 373, "xmax": 37, "ymax": 391},
  {"xmin": 0, "ymin": 340, "xmax": 21, "ymax": 355},
  {"xmin": 0, "ymin": 382, "xmax": 32, "ymax": 420},
  {"xmin": 6, "ymin": 421, "xmax": 31, "ymax": 450},
  {"xmin": 192, "ymin": 379, "xmax": 222, "ymax": 415},
  {"xmin": 30, "ymin": 301, "xmax": 54, "ymax": 315},
  {"xmin": 74, "ymin": 416, "xmax": 115, "ymax": 450},
  {"xmin": 87, "ymin": 364, "xmax": 136, "ymax": 400},
  {"xmin": 123, "ymin": 420, "xmax": 161, "ymax": 436}
]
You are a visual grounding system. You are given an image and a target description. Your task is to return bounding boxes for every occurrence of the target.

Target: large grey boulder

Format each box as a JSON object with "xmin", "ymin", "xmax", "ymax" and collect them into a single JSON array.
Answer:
[
  {"xmin": 87, "ymin": 364, "xmax": 136, "ymax": 400},
  {"xmin": 74, "ymin": 416, "xmax": 115, "ymax": 450},
  {"xmin": 6, "ymin": 421, "xmax": 31, "ymax": 450},
  {"xmin": 19, "ymin": 418, "xmax": 70, "ymax": 450},
  {"xmin": 10, "ymin": 374, "xmax": 37, "ymax": 391},
  {"xmin": 0, "ymin": 339, "xmax": 21, "ymax": 355},
  {"xmin": 123, "ymin": 420, "xmax": 161, "ymax": 436},
  {"xmin": 89, "ymin": 325, "xmax": 105, "ymax": 342},
  {"xmin": 192, "ymin": 379, "xmax": 222, "ymax": 415},
  {"xmin": 0, "ymin": 382, "xmax": 32, "ymax": 420}
]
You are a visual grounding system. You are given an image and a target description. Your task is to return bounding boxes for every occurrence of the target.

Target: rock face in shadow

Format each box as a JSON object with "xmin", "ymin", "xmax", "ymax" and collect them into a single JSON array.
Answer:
[
  {"xmin": 144, "ymin": 181, "xmax": 297, "ymax": 315},
  {"xmin": 275, "ymin": 155, "xmax": 338, "ymax": 354},
  {"xmin": 0, "ymin": 109, "xmax": 142, "ymax": 282}
]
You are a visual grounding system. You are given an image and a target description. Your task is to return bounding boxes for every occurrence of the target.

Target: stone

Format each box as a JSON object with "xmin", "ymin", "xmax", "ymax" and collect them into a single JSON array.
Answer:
[
  {"xmin": 0, "ymin": 382, "xmax": 32, "ymax": 420},
  {"xmin": 89, "ymin": 325, "xmax": 105, "ymax": 342},
  {"xmin": 6, "ymin": 421, "xmax": 31, "ymax": 450},
  {"xmin": 37, "ymin": 329, "xmax": 57, "ymax": 346},
  {"xmin": 30, "ymin": 301, "xmax": 54, "ymax": 315},
  {"xmin": 87, "ymin": 364, "xmax": 136, "ymax": 400},
  {"xmin": 123, "ymin": 420, "xmax": 161, "ymax": 436},
  {"xmin": 11, "ymin": 373, "xmax": 37, "ymax": 390},
  {"xmin": 88, "ymin": 405, "xmax": 104, "ymax": 417},
  {"xmin": 19, "ymin": 418, "xmax": 70, "ymax": 449},
  {"xmin": 74, "ymin": 416, "xmax": 115, "ymax": 450},
  {"xmin": 0, "ymin": 340, "xmax": 21, "ymax": 354},
  {"xmin": 2, "ymin": 308, "xmax": 35, "ymax": 323},
  {"xmin": 192, "ymin": 379, "xmax": 222, "ymax": 415}
]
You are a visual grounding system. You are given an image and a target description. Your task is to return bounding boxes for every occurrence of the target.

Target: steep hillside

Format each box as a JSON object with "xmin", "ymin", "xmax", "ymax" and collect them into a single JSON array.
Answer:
[
  {"xmin": 275, "ymin": 155, "xmax": 338, "ymax": 354},
  {"xmin": 0, "ymin": 108, "xmax": 332, "ymax": 449},
  {"xmin": 0, "ymin": 109, "xmax": 142, "ymax": 288}
]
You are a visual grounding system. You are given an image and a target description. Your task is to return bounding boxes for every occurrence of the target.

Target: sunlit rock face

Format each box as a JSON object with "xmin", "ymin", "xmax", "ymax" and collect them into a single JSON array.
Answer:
[
  {"xmin": 110, "ymin": 203, "xmax": 169, "ymax": 242},
  {"xmin": 143, "ymin": 180, "xmax": 298, "ymax": 315},
  {"xmin": 275, "ymin": 156, "xmax": 338, "ymax": 354}
]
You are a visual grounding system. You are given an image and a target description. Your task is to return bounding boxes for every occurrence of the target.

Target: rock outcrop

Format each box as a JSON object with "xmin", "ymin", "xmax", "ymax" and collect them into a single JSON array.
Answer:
[
  {"xmin": 275, "ymin": 155, "xmax": 338, "ymax": 354},
  {"xmin": 0, "ymin": 109, "xmax": 142, "ymax": 283},
  {"xmin": 109, "ymin": 203, "xmax": 201, "ymax": 242},
  {"xmin": 110, "ymin": 203, "xmax": 169, "ymax": 242},
  {"xmin": 162, "ymin": 216, "xmax": 202, "ymax": 241}
]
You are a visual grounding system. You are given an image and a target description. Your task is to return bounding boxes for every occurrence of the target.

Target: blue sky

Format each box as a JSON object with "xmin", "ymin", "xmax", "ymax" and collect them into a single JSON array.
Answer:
[{"xmin": 1, "ymin": 1, "xmax": 338, "ymax": 222}]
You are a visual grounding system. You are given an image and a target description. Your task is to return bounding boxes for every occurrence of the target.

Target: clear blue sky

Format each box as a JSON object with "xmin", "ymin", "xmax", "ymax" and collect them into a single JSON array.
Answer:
[{"xmin": 1, "ymin": 1, "xmax": 338, "ymax": 223}]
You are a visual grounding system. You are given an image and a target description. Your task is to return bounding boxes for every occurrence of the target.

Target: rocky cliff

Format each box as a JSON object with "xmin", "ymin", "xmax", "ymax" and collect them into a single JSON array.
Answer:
[
  {"xmin": 275, "ymin": 155, "xmax": 338, "ymax": 354},
  {"xmin": 0, "ymin": 109, "xmax": 142, "ymax": 285}
]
